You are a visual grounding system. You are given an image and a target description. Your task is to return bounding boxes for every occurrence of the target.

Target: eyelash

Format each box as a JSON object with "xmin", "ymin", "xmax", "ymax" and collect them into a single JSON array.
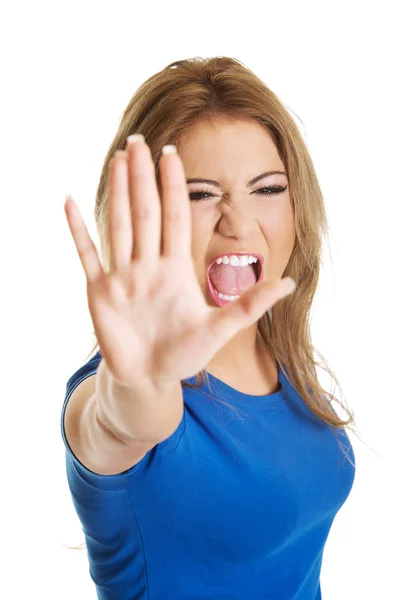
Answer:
[{"xmin": 189, "ymin": 185, "xmax": 288, "ymax": 202}]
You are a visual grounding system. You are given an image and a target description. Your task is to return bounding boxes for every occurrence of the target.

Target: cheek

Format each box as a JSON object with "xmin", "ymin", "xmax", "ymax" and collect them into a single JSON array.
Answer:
[
  {"xmin": 258, "ymin": 198, "xmax": 294, "ymax": 234},
  {"xmin": 258, "ymin": 206, "xmax": 295, "ymax": 254}
]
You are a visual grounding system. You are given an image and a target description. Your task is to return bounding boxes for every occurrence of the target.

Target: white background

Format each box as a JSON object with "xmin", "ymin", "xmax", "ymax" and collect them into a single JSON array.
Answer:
[{"xmin": 1, "ymin": 0, "xmax": 399, "ymax": 598}]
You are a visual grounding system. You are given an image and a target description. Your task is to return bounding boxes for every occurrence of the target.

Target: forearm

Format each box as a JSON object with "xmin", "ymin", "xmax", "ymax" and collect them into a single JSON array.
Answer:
[{"xmin": 94, "ymin": 358, "xmax": 184, "ymax": 445}]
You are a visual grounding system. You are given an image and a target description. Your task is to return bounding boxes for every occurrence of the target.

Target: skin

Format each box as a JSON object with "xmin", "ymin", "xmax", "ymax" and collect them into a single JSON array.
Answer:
[{"xmin": 176, "ymin": 118, "xmax": 296, "ymax": 392}]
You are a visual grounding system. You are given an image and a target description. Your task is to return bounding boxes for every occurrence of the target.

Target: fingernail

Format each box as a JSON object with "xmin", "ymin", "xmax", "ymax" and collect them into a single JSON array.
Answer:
[
  {"xmin": 127, "ymin": 134, "xmax": 145, "ymax": 145},
  {"xmin": 162, "ymin": 144, "xmax": 177, "ymax": 155}
]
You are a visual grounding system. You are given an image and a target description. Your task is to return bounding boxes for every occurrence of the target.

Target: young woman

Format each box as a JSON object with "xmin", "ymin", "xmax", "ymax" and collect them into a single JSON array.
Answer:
[{"xmin": 62, "ymin": 56, "xmax": 356, "ymax": 600}]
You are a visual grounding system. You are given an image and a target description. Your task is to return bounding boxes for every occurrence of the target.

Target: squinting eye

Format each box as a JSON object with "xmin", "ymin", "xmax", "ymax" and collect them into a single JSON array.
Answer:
[
  {"xmin": 189, "ymin": 185, "xmax": 288, "ymax": 202},
  {"xmin": 253, "ymin": 185, "xmax": 288, "ymax": 197},
  {"xmin": 189, "ymin": 191, "xmax": 215, "ymax": 201}
]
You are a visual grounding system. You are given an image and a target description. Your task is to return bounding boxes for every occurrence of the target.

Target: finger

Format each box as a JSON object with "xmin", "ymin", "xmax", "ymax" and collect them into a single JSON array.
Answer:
[
  {"xmin": 159, "ymin": 146, "xmax": 192, "ymax": 258},
  {"xmin": 108, "ymin": 151, "xmax": 133, "ymax": 271},
  {"xmin": 207, "ymin": 277, "xmax": 296, "ymax": 347},
  {"xmin": 64, "ymin": 195, "xmax": 104, "ymax": 283},
  {"xmin": 126, "ymin": 135, "xmax": 161, "ymax": 263}
]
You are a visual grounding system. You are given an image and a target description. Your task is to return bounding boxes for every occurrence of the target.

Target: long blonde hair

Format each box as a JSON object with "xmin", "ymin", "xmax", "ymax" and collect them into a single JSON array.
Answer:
[{"xmin": 67, "ymin": 56, "xmax": 363, "ymax": 551}]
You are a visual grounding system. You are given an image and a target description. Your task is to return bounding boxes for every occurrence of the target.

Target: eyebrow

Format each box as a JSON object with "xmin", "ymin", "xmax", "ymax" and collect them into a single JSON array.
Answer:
[{"xmin": 186, "ymin": 171, "xmax": 287, "ymax": 188}]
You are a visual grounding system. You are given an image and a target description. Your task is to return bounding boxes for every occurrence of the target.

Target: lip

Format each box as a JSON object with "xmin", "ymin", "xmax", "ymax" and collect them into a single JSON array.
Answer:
[{"xmin": 206, "ymin": 252, "xmax": 264, "ymax": 307}]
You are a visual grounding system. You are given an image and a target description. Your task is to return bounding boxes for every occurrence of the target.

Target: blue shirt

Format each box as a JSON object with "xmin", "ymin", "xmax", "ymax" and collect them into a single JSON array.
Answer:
[{"xmin": 61, "ymin": 350, "xmax": 356, "ymax": 599}]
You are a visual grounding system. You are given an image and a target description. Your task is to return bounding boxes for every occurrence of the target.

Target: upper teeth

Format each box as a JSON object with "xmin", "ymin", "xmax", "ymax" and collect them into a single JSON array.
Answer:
[{"xmin": 215, "ymin": 254, "xmax": 258, "ymax": 267}]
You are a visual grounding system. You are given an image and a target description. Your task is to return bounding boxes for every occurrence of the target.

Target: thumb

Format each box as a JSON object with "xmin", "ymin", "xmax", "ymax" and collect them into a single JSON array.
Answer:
[{"xmin": 207, "ymin": 277, "xmax": 296, "ymax": 346}]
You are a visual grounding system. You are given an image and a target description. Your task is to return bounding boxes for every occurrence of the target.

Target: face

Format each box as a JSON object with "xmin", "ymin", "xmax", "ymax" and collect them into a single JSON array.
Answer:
[{"xmin": 177, "ymin": 118, "xmax": 296, "ymax": 309}]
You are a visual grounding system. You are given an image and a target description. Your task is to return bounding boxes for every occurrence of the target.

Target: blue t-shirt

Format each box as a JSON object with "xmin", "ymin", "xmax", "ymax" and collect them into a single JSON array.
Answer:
[{"xmin": 61, "ymin": 350, "xmax": 356, "ymax": 599}]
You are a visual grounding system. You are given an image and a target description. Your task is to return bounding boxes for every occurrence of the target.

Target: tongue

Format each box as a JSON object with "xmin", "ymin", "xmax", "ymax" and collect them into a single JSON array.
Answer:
[{"xmin": 209, "ymin": 263, "xmax": 257, "ymax": 295}]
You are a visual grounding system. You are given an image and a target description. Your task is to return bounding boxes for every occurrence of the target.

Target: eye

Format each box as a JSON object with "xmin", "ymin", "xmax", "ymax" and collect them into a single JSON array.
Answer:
[
  {"xmin": 188, "ymin": 185, "xmax": 288, "ymax": 202},
  {"xmin": 253, "ymin": 185, "xmax": 288, "ymax": 197},
  {"xmin": 188, "ymin": 190, "xmax": 216, "ymax": 202}
]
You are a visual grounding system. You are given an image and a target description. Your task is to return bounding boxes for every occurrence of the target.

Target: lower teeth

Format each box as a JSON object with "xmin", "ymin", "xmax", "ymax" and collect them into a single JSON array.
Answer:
[{"xmin": 212, "ymin": 287, "xmax": 240, "ymax": 302}]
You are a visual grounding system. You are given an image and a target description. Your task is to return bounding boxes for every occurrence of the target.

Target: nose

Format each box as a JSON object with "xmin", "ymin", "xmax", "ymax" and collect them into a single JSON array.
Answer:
[{"xmin": 217, "ymin": 197, "xmax": 257, "ymax": 239}]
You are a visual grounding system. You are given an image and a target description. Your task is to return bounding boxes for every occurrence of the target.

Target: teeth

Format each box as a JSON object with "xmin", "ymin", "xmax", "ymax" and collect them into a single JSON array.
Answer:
[
  {"xmin": 215, "ymin": 254, "xmax": 258, "ymax": 267},
  {"xmin": 212, "ymin": 286, "xmax": 240, "ymax": 301}
]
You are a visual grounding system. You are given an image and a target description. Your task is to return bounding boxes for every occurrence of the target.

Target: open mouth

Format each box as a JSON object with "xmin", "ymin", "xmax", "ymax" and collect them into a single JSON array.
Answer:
[{"xmin": 206, "ymin": 255, "xmax": 264, "ymax": 307}]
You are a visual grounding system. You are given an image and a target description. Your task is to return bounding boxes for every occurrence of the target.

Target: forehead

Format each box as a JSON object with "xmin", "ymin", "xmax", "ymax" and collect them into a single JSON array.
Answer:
[{"xmin": 177, "ymin": 118, "xmax": 283, "ymax": 175}]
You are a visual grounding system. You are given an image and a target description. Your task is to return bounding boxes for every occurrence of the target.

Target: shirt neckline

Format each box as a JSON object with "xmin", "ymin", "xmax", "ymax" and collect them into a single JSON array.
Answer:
[{"xmin": 184, "ymin": 363, "xmax": 288, "ymax": 411}]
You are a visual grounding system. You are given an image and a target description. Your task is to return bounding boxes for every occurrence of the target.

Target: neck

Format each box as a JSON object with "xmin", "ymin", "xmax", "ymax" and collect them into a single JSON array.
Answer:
[
  {"xmin": 207, "ymin": 323, "xmax": 263, "ymax": 372},
  {"xmin": 205, "ymin": 325, "xmax": 278, "ymax": 395}
]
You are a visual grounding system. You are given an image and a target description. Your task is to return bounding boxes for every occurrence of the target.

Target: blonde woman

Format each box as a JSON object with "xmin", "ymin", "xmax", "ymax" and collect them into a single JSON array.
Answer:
[{"xmin": 62, "ymin": 57, "xmax": 356, "ymax": 600}]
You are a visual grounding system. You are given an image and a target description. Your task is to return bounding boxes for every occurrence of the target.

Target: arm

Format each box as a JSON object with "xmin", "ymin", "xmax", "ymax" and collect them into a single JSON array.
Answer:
[{"xmin": 64, "ymin": 359, "xmax": 183, "ymax": 476}]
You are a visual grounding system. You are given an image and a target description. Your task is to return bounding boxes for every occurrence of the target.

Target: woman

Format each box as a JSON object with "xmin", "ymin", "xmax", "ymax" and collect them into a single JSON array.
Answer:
[{"xmin": 62, "ymin": 56, "xmax": 357, "ymax": 600}]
